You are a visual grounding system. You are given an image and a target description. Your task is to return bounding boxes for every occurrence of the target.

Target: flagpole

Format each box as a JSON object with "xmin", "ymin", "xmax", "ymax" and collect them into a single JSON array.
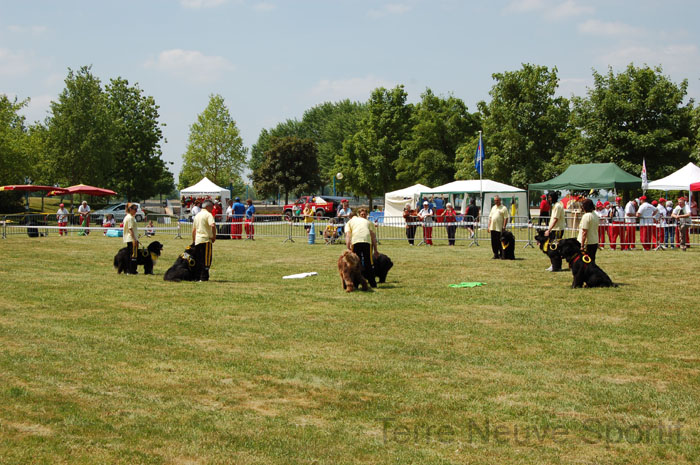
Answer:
[{"xmin": 478, "ymin": 131, "xmax": 483, "ymax": 204}]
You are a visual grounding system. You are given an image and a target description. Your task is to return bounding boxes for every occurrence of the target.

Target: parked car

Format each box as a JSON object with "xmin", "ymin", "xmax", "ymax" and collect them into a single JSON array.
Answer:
[
  {"xmin": 92, "ymin": 203, "xmax": 145, "ymax": 222},
  {"xmin": 282, "ymin": 196, "xmax": 338, "ymax": 220}
]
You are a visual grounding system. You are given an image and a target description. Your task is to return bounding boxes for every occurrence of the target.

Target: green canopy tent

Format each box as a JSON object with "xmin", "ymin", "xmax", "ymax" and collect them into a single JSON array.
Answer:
[{"xmin": 528, "ymin": 163, "xmax": 641, "ymax": 191}]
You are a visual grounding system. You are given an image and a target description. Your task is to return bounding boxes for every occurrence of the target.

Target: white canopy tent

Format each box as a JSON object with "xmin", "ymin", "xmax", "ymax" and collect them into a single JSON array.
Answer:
[
  {"xmin": 384, "ymin": 184, "xmax": 430, "ymax": 224},
  {"xmin": 421, "ymin": 179, "xmax": 528, "ymax": 223},
  {"xmin": 647, "ymin": 162, "xmax": 700, "ymax": 192},
  {"xmin": 180, "ymin": 177, "xmax": 231, "ymax": 211}
]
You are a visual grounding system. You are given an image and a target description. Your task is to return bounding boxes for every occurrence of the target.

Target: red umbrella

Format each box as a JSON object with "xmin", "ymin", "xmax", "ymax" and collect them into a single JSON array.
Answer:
[
  {"xmin": 63, "ymin": 184, "xmax": 117, "ymax": 196},
  {"xmin": 691, "ymin": 182, "xmax": 700, "ymax": 192},
  {"xmin": 0, "ymin": 185, "xmax": 69, "ymax": 194}
]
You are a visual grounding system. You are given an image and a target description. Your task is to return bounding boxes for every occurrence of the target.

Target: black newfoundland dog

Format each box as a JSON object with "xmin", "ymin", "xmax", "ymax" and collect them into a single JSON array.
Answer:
[
  {"xmin": 163, "ymin": 243, "xmax": 199, "ymax": 282},
  {"xmin": 534, "ymin": 229, "xmax": 563, "ymax": 271},
  {"xmin": 114, "ymin": 241, "xmax": 163, "ymax": 275},
  {"xmin": 374, "ymin": 253, "xmax": 394, "ymax": 283},
  {"xmin": 557, "ymin": 238, "xmax": 616, "ymax": 288},
  {"xmin": 500, "ymin": 231, "xmax": 516, "ymax": 260}
]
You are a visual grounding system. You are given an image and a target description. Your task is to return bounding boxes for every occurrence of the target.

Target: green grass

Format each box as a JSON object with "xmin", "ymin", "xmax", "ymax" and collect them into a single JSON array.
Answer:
[{"xmin": 0, "ymin": 234, "xmax": 698, "ymax": 464}]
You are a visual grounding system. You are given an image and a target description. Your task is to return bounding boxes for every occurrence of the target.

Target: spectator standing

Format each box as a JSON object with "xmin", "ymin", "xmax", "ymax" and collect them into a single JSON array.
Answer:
[
  {"xmin": 465, "ymin": 198, "xmax": 480, "ymax": 239},
  {"xmin": 624, "ymin": 198, "xmax": 638, "ymax": 250},
  {"xmin": 122, "ymin": 203, "xmax": 139, "ymax": 274},
  {"xmin": 672, "ymin": 197, "xmax": 691, "ymax": 251},
  {"xmin": 487, "ymin": 195, "xmax": 509, "ymax": 259},
  {"xmin": 402, "ymin": 203, "xmax": 418, "ymax": 245},
  {"xmin": 245, "ymin": 199, "xmax": 255, "ymax": 240},
  {"xmin": 78, "ymin": 200, "xmax": 91, "ymax": 235},
  {"xmin": 664, "ymin": 200, "xmax": 675, "ymax": 248},
  {"xmin": 232, "ymin": 197, "xmax": 246, "ymax": 239},
  {"xmin": 608, "ymin": 197, "xmax": 626, "ymax": 250},
  {"xmin": 345, "ymin": 207, "xmax": 379, "ymax": 288},
  {"xmin": 636, "ymin": 196, "xmax": 656, "ymax": 251},
  {"xmin": 442, "ymin": 202, "xmax": 458, "ymax": 246},
  {"xmin": 191, "ymin": 200, "xmax": 202, "ymax": 219},
  {"xmin": 56, "ymin": 203, "xmax": 69, "ymax": 236},
  {"xmin": 418, "ymin": 201, "xmax": 434, "ymax": 246},
  {"xmin": 538, "ymin": 194, "xmax": 550, "ymax": 225},
  {"xmin": 595, "ymin": 201, "xmax": 607, "ymax": 249},
  {"xmin": 303, "ymin": 203, "xmax": 314, "ymax": 236},
  {"xmin": 192, "ymin": 200, "xmax": 216, "ymax": 281},
  {"xmin": 578, "ymin": 199, "xmax": 600, "ymax": 263}
]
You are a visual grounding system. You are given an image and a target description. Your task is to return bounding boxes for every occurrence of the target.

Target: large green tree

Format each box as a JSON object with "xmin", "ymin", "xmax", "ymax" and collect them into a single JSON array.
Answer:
[
  {"xmin": 335, "ymin": 85, "xmax": 412, "ymax": 206},
  {"xmin": 567, "ymin": 64, "xmax": 694, "ymax": 179},
  {"xmin": 106, "ymin": 78, "xmax": 173, "ymax": 200},
  {"xmin": 395, "ymin": 89, "xmax": 479, "ymax": 186},
  {"xmin": 45, "ymin": 66, "xmax": 114, "ymax": 187},
  {"xmin": 179, "ymin": 94, "xmax": 247, "ymax": 188},
  {"xmin": 0, "ymin": 95, "xmax": 30, "ymax": 185},
  {"xmin": 459, "ymin": 64, "xmax": 571, "ymax": 187},
  {"xmin": 252, "ymin": 136, "xmax": 320, "ymax": 203},
  {"xmin": 249, "ymin": 119, "xmax": 306, "ymax": 175},
  {"xmin": 300, "ymin": 100, "xmax": 367, "ymax": 184}
]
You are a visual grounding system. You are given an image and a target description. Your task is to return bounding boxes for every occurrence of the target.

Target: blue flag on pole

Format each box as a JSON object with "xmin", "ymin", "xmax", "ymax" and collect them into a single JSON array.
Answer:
[{"xmin": 475, "ymin": 133, "xmax": 484, "ymax": 175}]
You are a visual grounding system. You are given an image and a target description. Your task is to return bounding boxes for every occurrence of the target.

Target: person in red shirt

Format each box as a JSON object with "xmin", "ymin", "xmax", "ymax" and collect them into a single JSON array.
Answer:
[
  {"xmin": 441, "ymin": 202, "xmax": 458, "ymax": 245},
  {"xmin": 539, "ymin": 194, "xmax": 551, "ymax": 225}
]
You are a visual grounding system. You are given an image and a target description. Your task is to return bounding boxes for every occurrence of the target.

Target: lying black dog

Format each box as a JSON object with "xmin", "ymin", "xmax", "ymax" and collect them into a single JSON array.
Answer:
[
  {"xmin": 557, "ymin": 238, "xmax": 616, "ymax": 288},
  {"xmin": 163, "ymin": 243, "xmax": 198, "ymax": 282},
  {"xmin": 374, "ymin": 253, "xmax": 394, "ymax": 283},
  {"xmin": 500, "ymin": 231, "xmax": 516, "ymax": 260},
  {"xmin": 114, "ymin": 241, "xmax": 163, "ymax": 275},
  {"xmin": 534, "ymin": 229, "xmax": 563, "ymax": 271}
]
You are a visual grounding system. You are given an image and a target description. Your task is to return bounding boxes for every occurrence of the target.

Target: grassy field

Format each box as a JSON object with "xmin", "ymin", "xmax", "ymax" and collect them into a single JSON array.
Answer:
[{"xmin": 0, "ymin": 233, "xmax": 698, "ymax": 464}]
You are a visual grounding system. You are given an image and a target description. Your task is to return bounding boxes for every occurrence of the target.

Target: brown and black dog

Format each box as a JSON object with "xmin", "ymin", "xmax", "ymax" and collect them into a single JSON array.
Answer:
[{"xmin": 338, "ymin": 250, "xmax": 369, "ymax": 292}]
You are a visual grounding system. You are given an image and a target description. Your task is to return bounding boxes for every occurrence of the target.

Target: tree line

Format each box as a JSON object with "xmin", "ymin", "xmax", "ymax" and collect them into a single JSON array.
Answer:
[
  {"xmin": 246, "ymin": 63, "xmax": 699, "ymax": 204},
  {"xmin": 1, "ymin": 66, "xmax": 173, "ymax": 210},
  {"xmin": 3, "ymin": 63, "xmax": 699, "ymax": 212}
]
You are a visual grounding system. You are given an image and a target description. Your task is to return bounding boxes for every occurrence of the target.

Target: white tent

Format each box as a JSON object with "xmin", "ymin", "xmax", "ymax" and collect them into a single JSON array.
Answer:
[
  {"xmin": 422, "ymin": 179, "xmax": 528, "ymax": 223},
  {"xmin": 384, "ymin": 184, "xmax": 430, "ymax": 223},
  {"xmin": 180, "ymin": 177, "xmax": 231, "ymax": 203},
  {"xmin": 647, "ymin": 162, "xmax": 700, "ymax": 192}
]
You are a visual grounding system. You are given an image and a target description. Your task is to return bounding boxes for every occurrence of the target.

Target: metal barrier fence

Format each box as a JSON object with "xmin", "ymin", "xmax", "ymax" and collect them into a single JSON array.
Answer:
[{"xmin": 3, "ymin": 212, "xmax": 699, "ymax": 249}]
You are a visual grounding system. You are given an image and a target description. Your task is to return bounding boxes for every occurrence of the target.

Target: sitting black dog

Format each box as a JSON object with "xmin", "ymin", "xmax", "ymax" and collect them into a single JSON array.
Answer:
[
  {"xmin": 114, "ymin": 241, "xmax": 163, "ymax": 275},
  {"xmin": 500, "ymin": 231, "xmax": 516, "ymax": 260},
  {"xmin": 557, "ymin": 238, "xmax": 616, "ymax": 288},
  {"xmin": 374, "ymin": 253, "xmax": 394, "ymax": 283},
  {"xmin": 534, "ymin": 229, "xmax": 563, "ymax": 271},
  {"xmin": 163, "ymin": 243, "xmax": 198, "ymax": 282}
]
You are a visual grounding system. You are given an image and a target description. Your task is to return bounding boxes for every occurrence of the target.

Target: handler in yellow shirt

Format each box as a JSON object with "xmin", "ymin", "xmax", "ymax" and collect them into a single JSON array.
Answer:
[
  {"xmin": 345, "ymin": 209, "xmax": 379, "ymax": 288},
  {"xmin": 192, "ymin": 199, "xmax": 216, "ymax": 282},
  {"xmin": 123, "ymin": 203, "xmax": 139, "ymax": 274},
  {"xmin": 543, "ymin": 191, "xmax": 566, "ymax": 271},
  {"xmin": 578, "ymin": 199, "xmax": 600, "ymax": 263},
  {"xmin": 487, "ymin": 195, "xmax": 509, "ymax": 259}
]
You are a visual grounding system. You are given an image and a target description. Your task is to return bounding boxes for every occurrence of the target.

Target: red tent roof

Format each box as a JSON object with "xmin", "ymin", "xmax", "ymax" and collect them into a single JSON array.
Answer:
[{"xmin": 0, "ymin": 185, "xmax": 69, "ymax": 193}]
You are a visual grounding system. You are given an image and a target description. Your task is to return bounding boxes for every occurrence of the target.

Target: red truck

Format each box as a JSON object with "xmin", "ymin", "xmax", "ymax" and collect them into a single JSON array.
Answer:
[{"xmin": 283, "ymin": 196, "xmax": 340, "ymax": 220}]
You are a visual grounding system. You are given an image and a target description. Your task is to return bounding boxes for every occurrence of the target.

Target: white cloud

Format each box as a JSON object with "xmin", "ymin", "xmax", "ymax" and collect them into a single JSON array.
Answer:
[
  {"xmin": 0, "ymin": 48, "xmax": 32, "ymax": 77},
  {"xmin": 145, "ymin": 49, "xmax": 234, "ymax": 83},
  {"xmin": 503, "ymin": 0, "xmax": 546, "ymax": 14},
  {"xmin": 578, "ymin": 19, "xmax": 642, "ymax": 37},
  {"xmin": 7, "ymin": 25, "xmax": 47, "ymax": 35},
  {"xmin": 309, "ymin": 75, "xmax": 397, "ymax": 101},
  {"xmin": 503, "ymin": 0, "xmax": 592, "ymax": 20},
  {"xmin": 18, "ymin": 94, "xmax": 53, "ymax": 124},
  {"xmin": 557, "ymin": 77, "xmax": 591, "ymax": 98},
  {"xmin": 180, "ymin": 0, "xmax": 227, "ymax": 9},
  {"xmin": 252, "ymin": 2, "xmax": 275, "ymax": 12},
  {"xmin": 546, "ymin": 0, "xmax": 593, "ymax": 20},
  {"xmin": 601, "ymin": 43, "xmax": 700, "ymax": 75},
  {"xmin": 367, "ymin": 3, "xmax": 413, "ymax": 19}
]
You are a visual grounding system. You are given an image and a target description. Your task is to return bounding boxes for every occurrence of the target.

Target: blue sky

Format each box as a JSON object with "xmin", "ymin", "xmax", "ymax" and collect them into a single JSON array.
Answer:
[{"xmin": 2, "ymin": 0, "xmax": 699, "ymax": 182}]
